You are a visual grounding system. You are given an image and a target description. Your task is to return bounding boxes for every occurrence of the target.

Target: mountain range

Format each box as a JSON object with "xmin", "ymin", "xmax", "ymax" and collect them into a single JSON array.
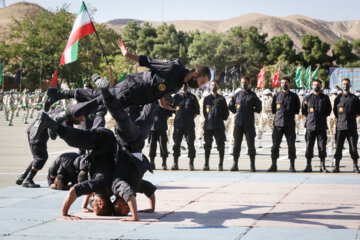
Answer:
[{"xmin": 1, "ymin": 2, "xmax": 360, "ymax": 51}]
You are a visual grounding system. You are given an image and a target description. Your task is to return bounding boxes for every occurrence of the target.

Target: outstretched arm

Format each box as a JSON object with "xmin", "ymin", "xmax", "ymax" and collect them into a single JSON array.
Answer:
[
  {"xmin": 82, "ymin": 193, "xmax": 94, "ymax": 213},
  {"xmin": 122, "ymin": 194, "xmax": 138, "ymax": 221},
  {"xmin": 62, "ymin": 187, "xmax": 80, "ymax": 220},
  {"xmin": 138, "ymin": 193, "xmax": 155, "ymax": 213},
  {"xmin": 117, "ymin": 39, "xmax": 139, "ymax": 63}
]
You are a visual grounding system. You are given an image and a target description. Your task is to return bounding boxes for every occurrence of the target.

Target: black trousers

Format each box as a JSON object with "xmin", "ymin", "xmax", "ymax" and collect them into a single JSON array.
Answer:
[
  {"xmin": 74, "ymin": 77, "xmax": 155, "ymax": 114},
  {"xmin": 334, "ymin": 129, "xmax": 359, "ymax": 160},
  {"xmin": 28, "ymin": 134, "xmax": 48, "ymax": 170},
  {"xmin": 271, "ymin": 126, "xmax": 296, "ymax": 160},
  {"xmin": 204, "ymin": 129, "xmax": 226, "ymax": 153},
  {"xmin": 233, "ymin": 125, "xmax": 256, "ymax": 159},
  {"xmin": 305, "ymin": 129, "xmax": 327, "ymax": 159},
  {"xmin": 104, "ymin": 96, "xmax": 156, "ymax": 153},
  {"xmin": 149, "ymin": 130, "xmax": 168, "ymax": 158},
  {"xmin": 173, "ymin": 127, "xmax": 196, "ymax": 158}
]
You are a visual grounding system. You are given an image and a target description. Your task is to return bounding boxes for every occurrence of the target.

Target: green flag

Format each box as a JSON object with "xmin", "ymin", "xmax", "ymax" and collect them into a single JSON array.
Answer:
[
  {"xmin": 295, "ymin": 66, "xmax": 303, "ymax": 88},
  {"xmin": 304, "ymin": 66, "xmax": 311, "ymax": 89},
  {"xmin": 312, "ymin": 66, "xmax": 319, "ymax": 80},
  {"xmin": 0, "ymin": 65, "xmax": 3, "ymax": 86},
  {"xmin": 120, "ymin": 72, "xmax": 127, "ymax": 82}
]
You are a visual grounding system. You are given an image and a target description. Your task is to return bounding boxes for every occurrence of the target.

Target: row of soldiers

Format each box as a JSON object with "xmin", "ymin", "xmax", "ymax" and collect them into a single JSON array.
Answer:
[
  {"xmin": 0, "ymin": 89, "xmax": 74, "ymax": 126},
  {"xmin": 149, "ymin": 77, "xmax": 360, "ymax": 174}
]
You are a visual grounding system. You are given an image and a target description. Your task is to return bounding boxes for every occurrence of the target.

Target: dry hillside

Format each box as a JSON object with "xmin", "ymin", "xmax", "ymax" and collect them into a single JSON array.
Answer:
[
  {"xmin": 1, "ymin": 2, "xmax": 360, "ymax": 52},
  {"xmin": 0, "ymin": 2, "xmax": 45, "ymax": 42},
  {"xmin": 107, "ymin": 14, "xmax": 360, "ymax": 51}
]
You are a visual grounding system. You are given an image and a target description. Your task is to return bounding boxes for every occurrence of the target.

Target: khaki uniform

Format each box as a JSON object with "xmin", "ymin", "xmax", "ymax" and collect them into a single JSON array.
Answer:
[
  {"xmin": 21, "ymin": 93, "xmax": 31, "ymax": 124},
  {"xmin": 327, "ymin": 95, "xmax": 337, "ymax": 137},
  {"xmin": 295, "ymin": 95, "xmax": 306, "ymax": 135},
  {"xmin": 258, "ymin": 95, "xmax": 274, "ymax": 139}
]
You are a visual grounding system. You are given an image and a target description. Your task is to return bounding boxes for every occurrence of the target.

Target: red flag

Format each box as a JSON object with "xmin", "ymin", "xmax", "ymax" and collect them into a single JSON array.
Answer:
[
  {"xmin": 257, "ymin": 67, "xmax": 265, "ymax": 88},
  {"xmin": 51, "ymin": 70, "xmax": 58, "ymax": 87},
  {"xmin": 272, "ymin": 68, "xmax": 280, "ymax": 88}
]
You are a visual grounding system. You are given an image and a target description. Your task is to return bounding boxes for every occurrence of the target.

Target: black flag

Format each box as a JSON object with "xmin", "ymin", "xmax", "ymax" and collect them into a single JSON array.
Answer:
[{"xmin": 14, "ymin": 66, "xmax": 22, "ymax": 86}]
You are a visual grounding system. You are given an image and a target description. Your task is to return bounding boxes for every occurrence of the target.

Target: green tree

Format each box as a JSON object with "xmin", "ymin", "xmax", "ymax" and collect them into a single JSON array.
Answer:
[
  {"xmin": 136, "ymin": 22, "xmax": 157, "ymax": 56},
  {"xmin": 267, "ymin": 33, "xmax": 296, "ymax": 64},
  {"xmin": 121, "ymin": 21, "xmax": 139, "ymax": 52},
  {"xmin": 332, "ymin": 39, "xmax": 355, "ymax": 66},
  {"xmin": 188, "ymin": 31, "xmax": 223, "ymax": 69},
  {"xmin": 300, "ymin": 34, "xmax": 331, "ymax": 66}
]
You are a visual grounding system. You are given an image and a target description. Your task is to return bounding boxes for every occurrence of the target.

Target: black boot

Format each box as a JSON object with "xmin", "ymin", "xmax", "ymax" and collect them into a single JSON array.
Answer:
[
  {"xmin": 162, "ymin": 157, "xmax": 167, "ymax": 170},
  {"xmin": 289, "ymin": 158, "xmax": 296, "ymax": 172},
  {"xmin": 267, "ymin": 158, "xmax": 278, "ymax": 172},
  {"xmin": 150, "ymin": 157, "xmax": 156, "ymax": 170},
  {"xmin": 230, "ymin": 157, "xmax": 239, "ymax": 171},
  {"xmin": 203, "ymin": 150, "xmax": 210, "ymax": 171},
  {"xmin": 44, "ymin": 87, "xmax": 74, "ymax": 112},
  {"xmin": 189, "ymin": 158, "xmax": 195, "ymax": 171},
  {"xmin": 16, "ymin": 163, "xmax": 32, "ymax": 185},
  {"xmin": 93, "ymin": 74, "xmax": 112, "ymax": 100},
  {"xmin": 353, "ymin": 159, "xmax": 360, "ymax": 173},
  {"xmin": 171, "ymin": 157, "xmax": 179, "ymax": 170},
  {"xmin": 29, "ymin": 112, "xmax": 59, "ymax": 140},
  {"xmin": 22, "ymin": 169, "xmax": 40, "ymax": 188},
  {"xmin": 303, "ymin": 158, "xmax": 312, "ymax": 172},
  {"xmin": 332, "ymin": 159, "xmax": 340, "ymax": 173},
  {"xmin": 218, "ymin": 150, "xmax": 224, "ymax": 171},
  {"xmin": 250, "ymin": 156, "xmax": 256, "ymax": 172},
  {"xmin": 320, "ymin": 158, "xmax": 330, "ymax": 173}
]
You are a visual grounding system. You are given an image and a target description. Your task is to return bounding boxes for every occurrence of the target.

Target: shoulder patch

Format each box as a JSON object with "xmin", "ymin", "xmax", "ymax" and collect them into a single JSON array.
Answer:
[{"xmin": 158, "ymin": 84, "xmax": 166, "ymax": 92}]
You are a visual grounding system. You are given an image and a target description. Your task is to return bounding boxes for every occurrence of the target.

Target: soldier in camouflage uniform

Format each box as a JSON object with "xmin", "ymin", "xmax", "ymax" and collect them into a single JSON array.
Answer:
[
  {"xmin": 295, "ymin": 90, "xmax": 306, "ymax": 142},
  {"xmin": 257, "ymin": 89, "xmax": 274, "ymax": 148},
  {"xmin": 5, "ymin": 90, "xmax": 18, "ymax": 126}
]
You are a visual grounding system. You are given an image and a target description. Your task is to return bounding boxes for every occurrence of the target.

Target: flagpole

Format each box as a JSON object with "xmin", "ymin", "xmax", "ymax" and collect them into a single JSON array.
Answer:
[
  {"xmin": 83, "ymin": 2, "xmax": 109, "ymax": 65},
  {"xmin": 1, "ymin": 62, "xmax": 4, "ymax": 91}
]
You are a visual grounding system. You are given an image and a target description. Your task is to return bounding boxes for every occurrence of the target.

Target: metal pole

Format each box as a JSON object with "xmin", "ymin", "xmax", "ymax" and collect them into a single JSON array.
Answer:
[{"xmin": 84, "ymin": 3, "xmax": 109, "ymax": 65}]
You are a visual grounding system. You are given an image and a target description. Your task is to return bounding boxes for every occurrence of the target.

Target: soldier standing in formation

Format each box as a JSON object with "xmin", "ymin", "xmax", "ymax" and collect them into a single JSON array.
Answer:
[
  {"xmin": 257, "ymin": 89, "xmax": 274, "ymax": 148},
  {"xmin": 171, "ymin": 84, "xmax": 200, "ymax": 171},
  {"xmin": 333, "ymin": 78, "xmax": 360, "ymax": 173},
  {"xmin": 228, "ymin": 76, "xmax": 262, "ymax": 172},
  {"xmin": 148, "ymin": 102, "xmax": 173, "ymax": 170},
  {"xmin": 268, "ymin": 77, "xmax": 300, "ymax": 172},
  {"xmin": 202, "ymin": 80, "xmax": 229, "ymax": 171},
  {"xmin": 302, "ymin": 79, "xmax": 331, "ymax": 172}
]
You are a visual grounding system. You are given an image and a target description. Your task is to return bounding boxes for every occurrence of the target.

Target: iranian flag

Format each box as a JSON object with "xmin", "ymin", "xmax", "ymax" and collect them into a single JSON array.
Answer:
[
  {"xmin": 60, "ymin": 2, "xmax": 95, "ymax": 64},
  {"xmin": 257, "ymin": 67, "xmax": 265, "ymax": 88}
]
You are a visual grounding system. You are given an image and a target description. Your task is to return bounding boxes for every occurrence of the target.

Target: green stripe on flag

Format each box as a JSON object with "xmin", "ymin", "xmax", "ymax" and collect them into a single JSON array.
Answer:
[
  {"xmin": 79, "ymin": 2, "xmax": 87, "ymax": 14},
  {"xmin": 295, "ymin": 66, "xmax": 302, "ymax": 88},
  {"xmin": 71, "ymin": 40, "xmax": 79, "ymax": 62},
  {"xmin": 312, "ymin": 66, "xmax": 319, "ymax": 80},
  {"xmin": 304, "ymin": 66, "xmax": 311, "ymax": 89}
]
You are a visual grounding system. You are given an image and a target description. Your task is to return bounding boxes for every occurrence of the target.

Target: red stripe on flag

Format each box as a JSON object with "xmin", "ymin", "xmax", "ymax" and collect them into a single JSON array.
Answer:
[
  {"xmin": 51, "ymin": 70, "xmax": 58, "ymax": 87},
  {"xmin": 60, "ymin": 22, "xmax": 95, "ymax": 64}
]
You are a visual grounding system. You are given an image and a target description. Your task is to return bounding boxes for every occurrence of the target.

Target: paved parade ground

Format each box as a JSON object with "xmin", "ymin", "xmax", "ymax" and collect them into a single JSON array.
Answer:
[{"xmin": 0, "ymin": 112, "xmax": 359, "ymax": 239}]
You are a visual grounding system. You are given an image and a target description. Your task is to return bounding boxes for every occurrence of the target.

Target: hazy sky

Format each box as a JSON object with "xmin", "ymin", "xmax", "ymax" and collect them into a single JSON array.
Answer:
[{"xmin": 4, "ymin": 0, "xmax": 360, "ymax": 23}]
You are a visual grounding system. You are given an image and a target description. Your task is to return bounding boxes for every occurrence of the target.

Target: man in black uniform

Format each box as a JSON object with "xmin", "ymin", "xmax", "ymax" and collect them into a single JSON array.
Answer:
[
  {"xmin": 228, "ymin": 76, "xmax": 262, "ymax": 172},
  {"xmin": 203, "ymin": 80, "xmax": 229, "ymax": 171},
  {"xmin": 16, "ymin": 108, "xmax": 79, "ymax": 188},
  {"xmin": 268, "ymin": 77, "xmax": 300, "ymax": 172},
  {"xmin": 44, "ymin": 39, "xmax": 210, "ymax": 112},
  {"xmin": 29, "ymin": 112, "xmax": 116, "ymax": 219},
  {"xmin": 47, "ymin": 152, "xmax": 88, "ymax": 190},
  {"xmin": 172, "ymin": 84, "xmax": 200, "ymax": 171},
  {"xmin": 302, "ymin": 79, "xmax": 332, "ymax": 172},
  {"xmin": 333, "ymin": 78, "xmax": 360, "ymax": 173},
  {"xmin": 149, "ymin": 102, "xmax": 173, "ymax": 170}
]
